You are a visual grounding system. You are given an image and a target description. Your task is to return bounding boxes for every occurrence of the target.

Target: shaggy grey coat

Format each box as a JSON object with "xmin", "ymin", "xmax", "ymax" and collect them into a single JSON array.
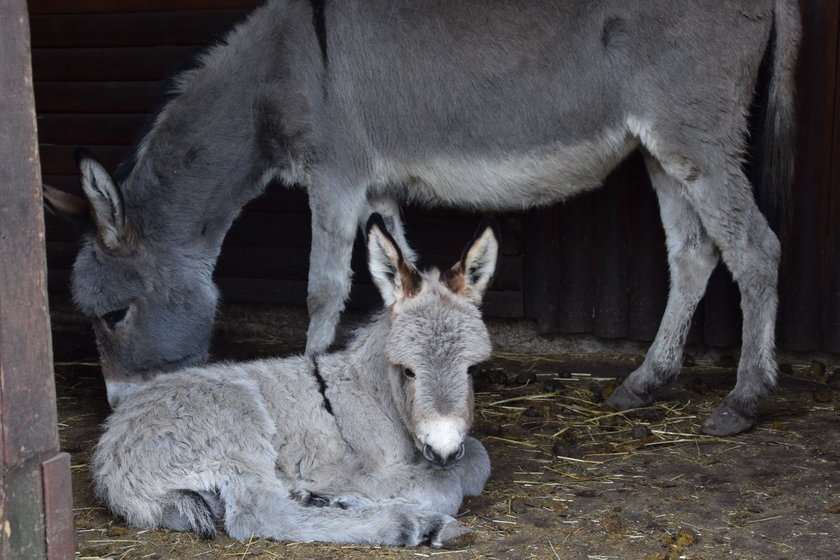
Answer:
[{"xmin": 91, "ymin": 216, "xmax": 498, "ymax": 546}]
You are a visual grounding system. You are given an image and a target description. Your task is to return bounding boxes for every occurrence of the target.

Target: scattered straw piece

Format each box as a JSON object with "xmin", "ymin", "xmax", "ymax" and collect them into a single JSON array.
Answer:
[
  {"xmin": 548, "ymin": 539, "xmax": 562, "ymax": 560},
  {"xmin": 485, "ymin": 436, "xmax": 539, "ymax": 448}
]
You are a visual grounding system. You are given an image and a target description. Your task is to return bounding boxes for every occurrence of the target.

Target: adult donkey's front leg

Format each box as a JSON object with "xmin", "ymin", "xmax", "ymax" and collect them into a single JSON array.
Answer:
[{"xmin": 306, "ymin": 177, "xmax": 368, "ymax": 355}]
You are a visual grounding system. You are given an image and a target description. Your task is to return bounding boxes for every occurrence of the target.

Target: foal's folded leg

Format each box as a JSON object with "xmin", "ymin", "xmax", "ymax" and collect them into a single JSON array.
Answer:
[{"xmin": 222, "ymin": 476, "xmax": 454, "ymax": 546}]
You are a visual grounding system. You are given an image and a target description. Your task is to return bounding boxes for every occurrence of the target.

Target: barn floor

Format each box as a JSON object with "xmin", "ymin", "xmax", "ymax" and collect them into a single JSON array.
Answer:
[{"xmin": 51, "ymin": 302, "xmax": 840, "ymax": 560}]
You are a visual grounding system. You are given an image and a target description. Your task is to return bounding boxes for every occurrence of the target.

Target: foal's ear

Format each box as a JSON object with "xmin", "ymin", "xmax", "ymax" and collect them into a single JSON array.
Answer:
[
  {"xmin": 76, "ymin": 149, "xmax": 128, "ymax": 250},
  {"xmin": 443, "ymin": 217, "xmax": 500, "ymax": 305},
  {"xmin": 366, "ymin": 213, "xmax": 422, "ymax": 308}
]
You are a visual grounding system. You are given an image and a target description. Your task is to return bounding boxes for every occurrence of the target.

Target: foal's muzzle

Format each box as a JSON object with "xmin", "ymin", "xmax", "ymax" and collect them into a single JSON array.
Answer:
[{"xmin": 423, "ymin": 442, "xmax": 466, "ymax": 468}]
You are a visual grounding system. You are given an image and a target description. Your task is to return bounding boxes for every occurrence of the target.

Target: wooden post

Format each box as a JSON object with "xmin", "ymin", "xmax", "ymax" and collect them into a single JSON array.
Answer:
[{"xmin": 0, "ymin": 1, "xmax": 75, "ymax": 558}]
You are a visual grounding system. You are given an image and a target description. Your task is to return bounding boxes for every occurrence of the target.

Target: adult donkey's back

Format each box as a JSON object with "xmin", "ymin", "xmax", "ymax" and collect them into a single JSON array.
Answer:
[{"xmin": 48, "ymin": 0, "xmax": 800, "ymax": 436}]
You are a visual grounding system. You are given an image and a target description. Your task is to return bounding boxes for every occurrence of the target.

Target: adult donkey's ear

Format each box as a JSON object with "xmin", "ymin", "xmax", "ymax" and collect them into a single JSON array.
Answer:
[
  {"xmin": 43, "ymin": 184, "xmax": 90, "ymax": 224},
  {"xmin": 366, "ymin": 213, "xmax": 423, "ymax": 309},
  {"xmin": 443, "ymin": 217, "xmax": 500, "ymax": 305},
  {"xmin": 76, "ymin": 149, "xmax": 127, "ymax": 250}
]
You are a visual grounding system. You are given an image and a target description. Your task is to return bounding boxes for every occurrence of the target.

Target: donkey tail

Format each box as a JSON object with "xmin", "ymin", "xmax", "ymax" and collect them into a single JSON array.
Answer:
[
  {"xmin": 758, "ymin": 0, "xmax": 801, "ymax": 231},
  {"xmin": 160, "ymin": 490, "xmax": 219, "ymax": 540}
]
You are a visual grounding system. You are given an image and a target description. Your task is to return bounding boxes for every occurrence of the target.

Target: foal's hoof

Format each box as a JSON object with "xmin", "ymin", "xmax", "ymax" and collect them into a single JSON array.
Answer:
[
  {"xmin": 604, "ymin": 383, "xmax": 651, "ymax": 411},
  {"xmin": 432, "ymin": 519, "xmax": 474, "ymax": 549},
  {"xmin": 701, "ymin": 403, "xmax": 755, "ymax": 436}
]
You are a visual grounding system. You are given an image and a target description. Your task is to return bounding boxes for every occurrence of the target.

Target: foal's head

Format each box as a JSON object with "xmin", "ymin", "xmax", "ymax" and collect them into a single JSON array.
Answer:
[{"xmin": 366, "ymin": 214, "xmax": 499, "ymax": 469}]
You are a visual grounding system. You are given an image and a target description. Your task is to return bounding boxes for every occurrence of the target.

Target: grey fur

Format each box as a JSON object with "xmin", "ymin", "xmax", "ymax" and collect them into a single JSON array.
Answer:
[
  {"xmin": 51, "ymin": 0, "xmax": 800, "ymax": 434},
  {"xmin": 91, "ymin": 217, "xmax": 496, "ymax": 546}
]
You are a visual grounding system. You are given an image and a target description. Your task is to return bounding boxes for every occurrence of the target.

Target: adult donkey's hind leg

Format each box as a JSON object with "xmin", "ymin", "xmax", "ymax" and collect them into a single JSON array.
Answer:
[
  {"xmin": 606, "ymin": 155, "xmax": 720, "ymax": 413},
  {"xmin": 614, "ymin": 135, "xmax": 779, "ymax": 435},
  {"xmin": 684, "ymin": 167, "xmax": 781, "ymax": 436}
]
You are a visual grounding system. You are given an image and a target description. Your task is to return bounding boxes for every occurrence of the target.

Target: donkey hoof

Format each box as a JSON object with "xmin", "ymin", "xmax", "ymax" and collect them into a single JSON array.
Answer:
[
  {"xmin": 431, "ymin": 518, "xmax": 474, "ymax": 549},
  {"xmin": 604, "ymin": 383, "xmax": 650, "ymax": 411},
  {"xmin": 701, "ymin": 403, "xmax": 755, "ymax": 436}
]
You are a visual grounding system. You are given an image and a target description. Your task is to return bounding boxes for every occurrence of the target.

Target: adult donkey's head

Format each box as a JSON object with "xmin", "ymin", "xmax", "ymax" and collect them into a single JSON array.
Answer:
[
  {"xmin": 366, "ymin": 215, "xmax": 499, "ymax": 468},
  {"xmin": 46, "ymin": 151, "xmax": 220, "ymax": 407}
]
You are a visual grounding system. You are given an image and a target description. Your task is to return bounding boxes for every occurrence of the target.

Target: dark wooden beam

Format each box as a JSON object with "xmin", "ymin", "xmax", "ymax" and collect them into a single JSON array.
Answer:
[{"xmin": 0, "ymin": 1, "xmax": 74, "ymax": 558}]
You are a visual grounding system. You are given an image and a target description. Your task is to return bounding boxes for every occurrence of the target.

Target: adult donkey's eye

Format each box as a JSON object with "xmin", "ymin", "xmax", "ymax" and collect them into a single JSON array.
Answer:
[
  {"xmin": 402, "ymin": 367, "xmax": 416, "ymax": 379},
  {"xmin": 101, "ymin": 307, "xmax": 129, "ymax": 329}
]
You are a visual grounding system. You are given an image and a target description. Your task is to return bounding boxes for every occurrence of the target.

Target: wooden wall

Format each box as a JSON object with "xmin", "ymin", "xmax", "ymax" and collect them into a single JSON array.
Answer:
[
  {"xmin": 2, "ymin": 1, "xmax": 74, "ymax": 557},
  {"xmin": 32, "ymin": 1, "xmax": 840, "ymax": 354}
]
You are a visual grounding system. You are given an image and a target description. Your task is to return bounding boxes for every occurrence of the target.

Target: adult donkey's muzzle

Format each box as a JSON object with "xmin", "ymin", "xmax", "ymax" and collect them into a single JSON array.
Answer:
[{"xmin": 423, "ymin": 442, "xmax": 466, "ymax": 469}]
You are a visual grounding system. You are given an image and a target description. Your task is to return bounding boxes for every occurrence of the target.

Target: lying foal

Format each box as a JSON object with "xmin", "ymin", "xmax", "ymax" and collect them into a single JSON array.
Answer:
[{"xmin": 92, "ymin": 215, "xmax": 498, "ymax": 546}]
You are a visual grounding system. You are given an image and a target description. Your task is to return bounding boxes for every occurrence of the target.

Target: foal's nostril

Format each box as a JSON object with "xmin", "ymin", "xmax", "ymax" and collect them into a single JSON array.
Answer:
[
  {"xmin": 423, "ymin": 444, "xmax": 440, "ymax": 464},
  {"xmin": 423, "ymin": 443, "xmax": 466, "ymax": 468}
]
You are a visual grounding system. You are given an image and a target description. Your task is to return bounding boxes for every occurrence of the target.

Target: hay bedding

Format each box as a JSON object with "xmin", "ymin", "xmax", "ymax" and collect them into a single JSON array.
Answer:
[{"xmin": 52, "ymin": 317, "xmax": 839, "ymax": 560}]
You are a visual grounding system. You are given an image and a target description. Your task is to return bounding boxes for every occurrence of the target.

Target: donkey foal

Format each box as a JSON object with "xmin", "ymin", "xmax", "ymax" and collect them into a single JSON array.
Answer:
[{"xmin": 92, "ymin": 215, "xmax": 497, "ymax": 546}]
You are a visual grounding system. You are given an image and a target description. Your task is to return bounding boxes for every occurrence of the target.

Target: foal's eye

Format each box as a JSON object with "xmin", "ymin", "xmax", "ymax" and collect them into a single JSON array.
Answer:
[
  {"xmin": 101, "ymin": 307, "xmax": 129, "ymax": 329},
  {"xmin": 402, "ymin": 368, "xmax": 416, "ymax": 379}
]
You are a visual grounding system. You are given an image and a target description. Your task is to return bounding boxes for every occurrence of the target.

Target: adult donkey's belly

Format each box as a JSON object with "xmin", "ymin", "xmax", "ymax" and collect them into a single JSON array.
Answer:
[{"xmin": 376, "ymin": 128, "xmax": 639, "ymax": 211}]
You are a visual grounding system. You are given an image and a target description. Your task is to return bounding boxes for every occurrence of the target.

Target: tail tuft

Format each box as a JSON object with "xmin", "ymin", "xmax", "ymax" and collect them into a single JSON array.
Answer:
[{"xmin": 162, "ymin": 490, "xmax": 219, "ymax": 540}]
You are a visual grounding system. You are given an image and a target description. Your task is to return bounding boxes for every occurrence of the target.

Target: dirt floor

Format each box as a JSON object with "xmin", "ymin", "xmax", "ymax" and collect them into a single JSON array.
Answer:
[{"xmin": 50, "ymin": 302, "xmax": 840, "ymax": 560}]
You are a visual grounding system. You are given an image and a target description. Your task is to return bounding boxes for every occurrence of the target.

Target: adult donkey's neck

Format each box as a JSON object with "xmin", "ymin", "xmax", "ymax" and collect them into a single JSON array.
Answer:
[{"xmin": 119, "ymin": 0, "xmax": 318, "ymax": 256}]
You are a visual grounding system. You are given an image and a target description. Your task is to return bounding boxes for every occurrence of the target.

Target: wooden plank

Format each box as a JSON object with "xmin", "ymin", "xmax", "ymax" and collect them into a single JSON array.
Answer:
[
  {"xmin": 523, "ymin": 206, "xmax": 563, "ymax": 333},
  {"xmin": 776, "ymin": 0, "xmax": 839, "ymax": 350},
  {"xmin": 822, "ymin": 6, "xmax": 840, "ymax": 353},
  {"xmin": 0, "ymin": 472, "xmax": 4, "ymax": 558},
  {"xmin": 401, "ymin": 215, "xmax": 523, "ymax": 256},
  {"xmin": 28, "ymin": 0, "xmax": 262, "ymax": 14},
  {"xmin": 1, "ymin": 2, "xmax": 71, "ymax": 558},
  {"xmin": 39, "ymin": 144, "xmax": 130, "ymax": 174},
  {"xmin": 216, "ymin": 244, "xmax": 523, "ymax": 290},
  {"xmin": 45, "ymin": 242, "xmax": 79, "ymax": 270},
  {"xmin": 1, "ymin": 0, "xmax": 59, "ymax": 469},
  {"xmin": 3, "ymin": 461, "xmax": 46, "ymax": 559},
  {"xmin": 626, "ymin": 154, "xmax": 667, "ymax": 342},
  {"xmin": 47, "ymin": 270, "xmax": 73, "ymax": 296},
  {"xmin": 42, "ymin": 453, "xmax": 74, "ymax": 560},
  {"xmin": 34, "ymin": 81, "xmax": 167, "ymax": 113},
  {"xmin": 702, "ymin": 267, "xmax": 741, "ymax": 348},
  {"xmin": 30, "ymin": 10, "xmax": 248, "ymax": 48},
  {"xmin": 218, "ymin": 276, "xmax": 523, "ymax": 317},
  {"xmin": 227, "ymin": 211, "xmax": 523, "ymax": 253},
  {"xmin": 556, "ymin": 193, "xmax": 596, "ymax": 333},
  {"xmin": 44, "ymin": 212, "xmax": 81, "ymax": 244},
  {"xmin": 32, "ymin": 45, "xmax": 202, "ymax": 81},
  {"xmin": 593, "ymin": 163, "xmax": 631, "ymax": 339},
  {"xmin": 37, "ymin": 113, "xmax": 147, "ymax": 145}
]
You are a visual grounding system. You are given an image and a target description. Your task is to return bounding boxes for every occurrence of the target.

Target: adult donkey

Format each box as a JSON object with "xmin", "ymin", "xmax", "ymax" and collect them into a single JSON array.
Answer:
[
  {"xmin": 91, "ymin": 215, "xmax": 495, "ymax": 546},
  {"xmin": 47, "ymin": 0, "xmax": 800, "ymax": 436}
]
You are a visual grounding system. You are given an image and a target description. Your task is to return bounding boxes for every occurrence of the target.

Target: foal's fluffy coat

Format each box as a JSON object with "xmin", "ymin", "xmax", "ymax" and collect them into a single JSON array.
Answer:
[{"xmin": 92, "ymin": 216, "xmax": 498, "ymax": 546}]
